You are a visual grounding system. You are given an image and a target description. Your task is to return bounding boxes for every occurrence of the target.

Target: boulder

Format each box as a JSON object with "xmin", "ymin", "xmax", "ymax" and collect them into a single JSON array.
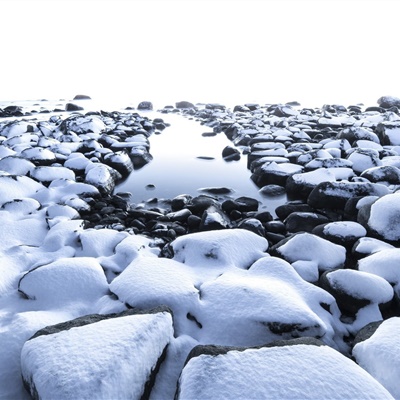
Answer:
[
  {"xmin": 319, "ymin": 269, "xmax": 393, "ymax": 318},
  {"xmin": 175, "ymin": 101, "xmax": 196, "ymax": 109},
  {"xmin": 270, "ymin": 232, "xmax": 346, "ymax": 273},
  {"xmin": 284, "ymin": 212, "xmax": 331, "ymax": 233},
  {"xmin": 377, "ymin": 95, "xmax": 400, "ymax": 108},
  {"xmin": 21, "ymin": 307, "xmax": 174, "ymax": 400},
  {"xmin": 65, "ymin": 103, "xmax": 84, "ymax": 111},
  {"xmin": 137, "ymin": 101, "xmax": 153, "ymax": 110},
  {"xmin": 307, "ymin": 181, "xmax": 389, "ymax": 211},
  {"xmin": 353, "ymin": 317, "xmax": 400, "ymax": 399},
  {"xmin": 176, "ymin": 337, "xmax": 392, "ymax": 399}
]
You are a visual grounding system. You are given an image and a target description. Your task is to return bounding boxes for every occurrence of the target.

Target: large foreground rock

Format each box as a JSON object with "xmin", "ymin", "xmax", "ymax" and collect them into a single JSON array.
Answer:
[
  {"xmin": 353, "ymin": 317, "xmax": 400, "ymax": 399},
  {"xmin": 176, "ymin": 339, "xmax": 393, "ymax": 399},
  {"xmin": 21, "ymin": 307, "xmax": 174, "ymax": 400}
]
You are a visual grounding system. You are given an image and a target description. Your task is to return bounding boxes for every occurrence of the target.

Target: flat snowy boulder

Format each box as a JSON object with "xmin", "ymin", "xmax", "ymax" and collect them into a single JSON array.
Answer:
[
  {"xmin": 176, "ymin": 340, "xmax": 393, "ymax": 400},
  {"xmin": 168, "ymin": 228, "xmax": 268, "ymax": 271},
  {"xmin": 0, "ymin": 175, "xmax": 45, "ymax": 206},
  {"xmin": 21, "ymin": 307, "xmax": 174, "ymax": 400},
  {"xmin": 18, "ymin": 257, "xmax": 109, "ymax": 307},
  {"xmin": 30, "ymin": 166, "xmax": 75, "ymax": 184},
  {"xmin": 110, "ymin": 257, "xmax": 199, "ymax": 334},
  {"xmin": 192, "ymin": 256, "xmax": 346, "ymax": 350},
  {"xmin": 353, "ymin": 317, "xmax": 400, "ymax": 399}
]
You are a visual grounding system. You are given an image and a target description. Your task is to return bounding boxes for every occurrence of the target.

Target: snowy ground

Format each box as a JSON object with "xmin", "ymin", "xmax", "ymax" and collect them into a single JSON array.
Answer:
[{"xmin": 1, "ymin": 97, "xmax": 400, "ymax": 399}]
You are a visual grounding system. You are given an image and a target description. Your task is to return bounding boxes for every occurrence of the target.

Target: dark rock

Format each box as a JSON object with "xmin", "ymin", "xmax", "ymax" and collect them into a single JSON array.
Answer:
[
  {"xmin": 199, "ymin": 205, "xmax": 231, "ymax": 231},
  {"xmin": 137, "ymin": 101, "xmax": 153, "ymax": 110},
  {"xmin": 175, "ymin": 101, "xmax": 196, "ymax": 109},
  {"xmin": 187, "ymin": 214, "xmax": 202, "ymax": 231},
  {"xmin": 360, "ymin": 165, "xmax": 400, "ymax": 184},
  {"xmin": 264, "ymin": 220, "xmax": 286, "ymax": 234},
  {"xmin": 352, "ymin": 321, "xmax": 384, "ymax": 347},
  {"xmin": 222, "ymin": 146, "xmax": 240, "ymax": 161},
  {"xmin": 237, "ymin": 218, "xmax": 266, "ymax": 237},
  {"xmin": 259, "ymin": 184, "xmax": 286, "ymax": 196},
  {"xmin": 284, "ymin": 212, "xmax": 331, "ymax": 233},
  {"xmin": 275, "ymin": 201, "xmax": 315, "ymax": 220},
  {"xmin": 171, "ymin": 194, "xmax": 192, "ymax": 211},
  {"xmin": 187, "ymin": 195, "xmax": 220, "ymax": 216},
  {"xmin": 307, "ymin": 181, "xmax": 389, "ymax": 211},
  {"xmin": 198, "ymin": 187, "xmax": 234, "ymax": 195},
  {"xmin": 377, "ymin": 95, "xmax": 400, "ymax": 109},
  {"xmin": 65, "ymin": 103, "xmax": 84, "ymax": 111},
  {"xmin": 73, "ymin": 94, "xmax": 91, "ymax": 100}
]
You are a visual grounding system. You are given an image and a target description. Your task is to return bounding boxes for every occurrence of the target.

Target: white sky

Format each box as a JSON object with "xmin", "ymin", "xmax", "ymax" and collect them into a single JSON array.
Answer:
[{"xmin": 1, "ymin": 0, "xmax": 400, "ymax": 107}]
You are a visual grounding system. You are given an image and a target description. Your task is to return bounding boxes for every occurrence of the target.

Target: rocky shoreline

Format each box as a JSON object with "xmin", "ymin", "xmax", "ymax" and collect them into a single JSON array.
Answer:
[{"xmin": 1, "ymin": 96, "xmax": 400, "ymax": 399}]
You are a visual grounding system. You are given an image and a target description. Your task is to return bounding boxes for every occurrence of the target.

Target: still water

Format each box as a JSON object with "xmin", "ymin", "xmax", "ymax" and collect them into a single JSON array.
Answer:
[{"xmin": 115, "ymin": 112, "xmax": 286, "ymax": 215}]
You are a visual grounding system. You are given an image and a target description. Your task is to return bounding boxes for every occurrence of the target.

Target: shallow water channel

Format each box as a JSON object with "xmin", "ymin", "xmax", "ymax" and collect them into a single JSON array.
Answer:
[{"xmin": 115, "ymin": 112, "xmax": 287, "ymax": 216}]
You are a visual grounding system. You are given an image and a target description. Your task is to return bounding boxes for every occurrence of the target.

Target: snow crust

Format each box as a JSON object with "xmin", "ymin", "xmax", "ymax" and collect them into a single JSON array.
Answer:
[{"xmin": 178, "ymin": 344, "xmax": 393, "ymax": 400}]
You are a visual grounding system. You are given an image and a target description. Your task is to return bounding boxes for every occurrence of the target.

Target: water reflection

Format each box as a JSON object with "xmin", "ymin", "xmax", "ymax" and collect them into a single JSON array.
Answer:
[{"xmin": 115, "ymin": 113, "xmax": 287, "ymax": 216}]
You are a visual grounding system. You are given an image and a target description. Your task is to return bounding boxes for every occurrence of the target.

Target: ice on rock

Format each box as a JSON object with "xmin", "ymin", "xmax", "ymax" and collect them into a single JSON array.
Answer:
[
  {"xmin": 21, "ymin": 310, "xmax": 174, "ymax": 400},
  {"xmin": 353, "ymin": 317, "xmax": 400, "ymax": 399},
  {"xmin": 177, "ymin": 343, "xmax": 393, "ymax": 400},
  {"xmin": 110, "ymin": 257, "xmax": 199, "ymax": 335},
  {"xmin": 193, "ymin": 257, "xmax": 346, "ymax": 350},
  {"xmin": 322, "ymin": 221, "xmax": 367, "ymax": 240},
  {"xmin": 0, "ymin": 175, "xmax": 45, "ymax": 206},
  {"xmin": 18, "ymin": 257, "xmax": 109, "ymax": 308},
  {"xmin": 170, "ymin": 228, "xmax": 268, "ymax": 273},
  {"xmin": 272, "ymin": 233, "xmax": 346, "ymax": 272}
]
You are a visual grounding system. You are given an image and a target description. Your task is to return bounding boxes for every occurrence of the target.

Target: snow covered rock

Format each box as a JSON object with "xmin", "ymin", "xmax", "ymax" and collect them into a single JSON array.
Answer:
[
  {"xmin": 193, "ymin": 257, "xmax": 347, "ymax": 349},
  {"xmin": 251, "ymin": 161, "xmax": 303, "ymax": 187},
  {"xmin": 167, "ymin": 228, "xmax": 268, "ymax": 271},
  {"xmin": 85, "ymin": 163, "xmax": 119, "ymax": 194},
  {"xmin": 360, "ymin": 165, "xmax": 400, "ymax": 184},
  {"xmin": 353, "ymin": 317, "xmax": 400, "ymax": 399},
  {"xmin": 320, "ymin": 269, "xmax": 393, "ymax": 321},
  {"xmin": 110, "ymin": 257, "xmax": 199, "ymax": 335},
  {"xmin": 376, "ymin": 121, "xmax": 400, "ymax": 145},
  {"xmin": 307, "ymin": 181, "xmax": 390, "ymax": 210},
  {"xmin": 377, "ymin": 95, "xmax": 400, "ymax": 109},
  {"xmin": 351, "ymin": 237, "xmax": 395, "ymax": 260},
  {"xmin": 0, "ymin": 155, "xmax": 35, "ymax": 175},
  {"xmin": 312, "ymin": 221, "xmax": 367, "ymax": 248},
  {"xmin": 176, "ymin": 339, "xmax": 393, "ymax": 400},
  {"xmin": 358, "ymin": 192, "xmax": 400, "ymax": 244},
  {"xmin": 30, "ymin": 165, "xmax": 75, "ymax": 184},
  {"xmin": 18, "ymin": 257, "xmax": 109, "ymax": 308},
  {"xmin": 346, "ymin": 148, "xmax": 382, "ymax": 174},
  {"xmin": 358, "ymin": 248, "xmax": 400, "ymax": 296},
  {"xmin": 270, "ymin": 232, "xmax": 346, "ymax": 273},
  {"xmin": 0, "ymin": 175, "xmax": 45, "ymax": 206},
  {"xmin": 21, "ymin": 307, "xmax": 174, "ymax": 400}
]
